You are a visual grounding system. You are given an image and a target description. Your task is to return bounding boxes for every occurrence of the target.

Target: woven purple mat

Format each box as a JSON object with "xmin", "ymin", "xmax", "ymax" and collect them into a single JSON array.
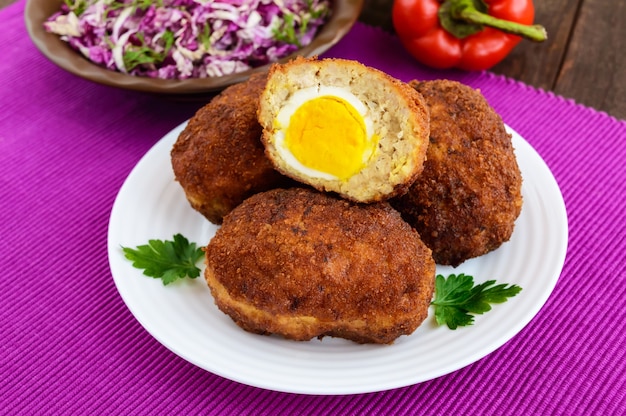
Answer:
[{"xmin": 1, "ymin": 0, "xmax": 625, "ymax": 414}]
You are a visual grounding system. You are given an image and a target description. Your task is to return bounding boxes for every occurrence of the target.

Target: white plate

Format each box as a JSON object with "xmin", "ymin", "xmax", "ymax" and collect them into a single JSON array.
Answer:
[{"xmin": 107, "ymin": 122, "xmax": 568, "ymax": 395}]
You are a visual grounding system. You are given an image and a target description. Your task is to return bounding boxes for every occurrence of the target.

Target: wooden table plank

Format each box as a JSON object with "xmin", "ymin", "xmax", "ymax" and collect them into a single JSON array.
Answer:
[
  {"xmin": 490, "ymin": 0, "xmax": 582, "ymax": 92},
  {"xmin": 360, "ymin": 0, "xmax": 395, "ymax": 32},
  {"xmin": 554, "ymin": 0, "xmax": 626, "ymax": 119}
]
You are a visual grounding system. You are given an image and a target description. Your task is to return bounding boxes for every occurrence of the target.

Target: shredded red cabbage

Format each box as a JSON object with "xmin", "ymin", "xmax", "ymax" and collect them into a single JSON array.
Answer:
[{"xmin": 44, "ymin": 0, "xmax": 331, "ymax": 79}]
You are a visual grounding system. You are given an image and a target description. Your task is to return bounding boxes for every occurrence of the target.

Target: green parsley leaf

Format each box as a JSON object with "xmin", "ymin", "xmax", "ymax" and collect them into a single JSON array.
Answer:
[
  {"xmin": 122, "ymin": 234, "xmax": 204, "ymax": 285},
  {"xmin": 123, "ymin": 29, "xmax": 174, "ymax": 72},
  {"xmin": 273, "ymin": 13, "xmax": 301, "ymax": 47},
  {"xmin": 64, "ymin": 0, "xmax": 88, "ymax": 16},
  {"xmin": 432, "ymin": 273, "xmax": 522, "ymax": 329},
  {"xmin": 199, "ymin": 22, "xmax": 212, "ymax": 50},
  {"xmin": 271, "ymin": 1, "xmax": 330, "ymax": 47}
]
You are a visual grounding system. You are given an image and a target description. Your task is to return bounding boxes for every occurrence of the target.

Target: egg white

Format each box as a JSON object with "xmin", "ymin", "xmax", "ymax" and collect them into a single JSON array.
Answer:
[{"xmin": 273, "ymin": 86, "xmax": 377, "ymax": 181}]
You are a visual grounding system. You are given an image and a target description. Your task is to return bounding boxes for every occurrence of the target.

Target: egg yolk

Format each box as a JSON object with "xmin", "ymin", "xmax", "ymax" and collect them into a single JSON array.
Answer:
[{"xmin": 283, "ymin": 96, "xmax": 375, "ymax": 180}]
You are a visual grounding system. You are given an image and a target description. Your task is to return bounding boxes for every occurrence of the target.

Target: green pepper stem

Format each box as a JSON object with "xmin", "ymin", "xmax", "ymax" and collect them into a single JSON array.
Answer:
[{"xmin": 451, "ymin": 0, "xmax": 547, "ymax": 42}]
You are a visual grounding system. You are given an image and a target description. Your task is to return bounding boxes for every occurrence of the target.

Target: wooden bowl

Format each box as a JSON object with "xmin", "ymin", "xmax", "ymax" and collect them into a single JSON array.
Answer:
[{"xmin": 25, "ymin": 0, "xmax": 363, "ymax": 95}]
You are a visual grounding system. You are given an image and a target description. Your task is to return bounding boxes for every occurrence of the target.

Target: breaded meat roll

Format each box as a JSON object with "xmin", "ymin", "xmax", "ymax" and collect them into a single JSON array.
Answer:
[
  {"xmin": 205, "ymin": 187, "xmax": 436, "ymax": 344},
  {"xmin": 171, "ymin": 73, "xmax": 293, "ymax": 224},
  {"xmin": 257, "ymin": 57, "xmax": 430, "ymax": 203},
  {"xmin": 392, "ymin": 80, "xmax": 523, "ymax": 266}
]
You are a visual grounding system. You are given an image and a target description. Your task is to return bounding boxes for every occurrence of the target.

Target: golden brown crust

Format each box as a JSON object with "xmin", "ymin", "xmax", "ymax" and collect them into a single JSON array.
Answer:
[
  {"xmin": 391, "ymin": 79, "xmax": 523, "ymax": 266},
  {"xmin": 257, "ymin": 57, "xmax": 430, "ymax": 203},
  {"xmin": 171, "ymin": 73, "xmax": 293, "ymax": 224},
  {"xmin": 205, "ymin": 187, "xmax": 436, "ymax": 344}
]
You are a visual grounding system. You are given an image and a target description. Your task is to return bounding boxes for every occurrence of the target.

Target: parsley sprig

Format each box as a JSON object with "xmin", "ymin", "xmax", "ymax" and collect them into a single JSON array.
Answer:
[
  {"xmin": 64, "ymin": 0, "xmax": 88, "ymax": 16},
  {"xmin": 272, "ymin": 1, "xmax": 331, "ymax": 47},
  {"xmin": 432, "ymin": 273, "xmax": 522, "ymax": 329},
  {"xmin": 123, "ymin": 30, "xmax": 175, "ymax": 72},
  {"xmin": 122, "ymin": 234, "xmax": 204, "ymax": 285}
]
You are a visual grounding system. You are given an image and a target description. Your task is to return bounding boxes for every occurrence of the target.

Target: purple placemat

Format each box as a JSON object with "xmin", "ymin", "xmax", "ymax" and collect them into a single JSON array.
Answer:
[{"xmin": 1, "ymin": 1, "xmax": 625, "ymax": 414}]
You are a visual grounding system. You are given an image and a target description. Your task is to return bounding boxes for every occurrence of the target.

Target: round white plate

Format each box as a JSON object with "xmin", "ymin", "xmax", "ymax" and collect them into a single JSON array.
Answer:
[{"xmin": 108, "ymin": 122, "xmax": 568, "ymax": 395}]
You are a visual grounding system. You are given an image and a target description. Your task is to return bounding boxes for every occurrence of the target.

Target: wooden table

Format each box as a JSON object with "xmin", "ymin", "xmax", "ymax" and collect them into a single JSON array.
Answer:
[
  {"xmin": 360, "ymin": 0, "xmax": 625, "ymax": 120},
  {"xmin": 5, "ymin": 0, "xmax": 624, "ymax": 120}
]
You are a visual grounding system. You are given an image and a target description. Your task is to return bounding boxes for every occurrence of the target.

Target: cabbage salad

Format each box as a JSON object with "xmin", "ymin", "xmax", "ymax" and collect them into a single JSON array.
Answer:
[{"xmin": 45, "ymin": 0, "xmax": 332, "ymax": 79}]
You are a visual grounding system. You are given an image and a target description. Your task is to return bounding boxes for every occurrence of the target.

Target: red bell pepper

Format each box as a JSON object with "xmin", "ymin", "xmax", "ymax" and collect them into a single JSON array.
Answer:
[{"xmin": 392, "ymin": 0, "xmax": 547, "ymax": 71}]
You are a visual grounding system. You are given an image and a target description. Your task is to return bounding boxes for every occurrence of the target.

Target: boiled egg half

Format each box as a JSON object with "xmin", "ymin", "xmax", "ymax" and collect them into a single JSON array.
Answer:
[{"xmin": 272, "ymin": 86, "xmax": 379, "ymax": 181}]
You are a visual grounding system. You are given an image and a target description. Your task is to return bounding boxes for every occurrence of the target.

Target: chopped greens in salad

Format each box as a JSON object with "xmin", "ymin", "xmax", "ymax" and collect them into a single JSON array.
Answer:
[{"xmin": 44, "ymin": 0, "xmax": 332, "ymax": 79}]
